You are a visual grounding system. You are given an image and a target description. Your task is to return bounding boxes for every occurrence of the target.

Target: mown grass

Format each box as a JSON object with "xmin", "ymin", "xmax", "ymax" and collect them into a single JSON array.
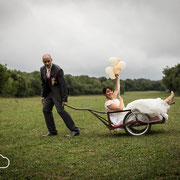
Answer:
[{"xmin": 0, "ymin": 91, "xmax": 180, "ymax": 180}]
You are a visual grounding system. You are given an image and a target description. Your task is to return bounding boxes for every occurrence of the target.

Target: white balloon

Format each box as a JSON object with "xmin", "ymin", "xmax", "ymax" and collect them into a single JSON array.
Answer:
[
  {"xmin": 116, "ymin": 57, "xmax": 120, "ymax": 64},
  {"xmin": 108, "ymin": 57, "xmax": 117, "ymax": 66},
  {"xmin": 105, "ymin": 67, "xmax": 116, "ymax": 79},
  {"xmin": 113, "ymin": 64, "xmax": 122, "ymax": 74},
  {"xmin": 119, "ymin": 61, "xmax": 126, "ymax": 70}
]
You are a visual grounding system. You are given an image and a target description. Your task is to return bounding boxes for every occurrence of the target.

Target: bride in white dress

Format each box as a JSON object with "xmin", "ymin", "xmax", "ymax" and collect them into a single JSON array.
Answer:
[{"xmin": 103, "ymin": 74, "xmax": 175, "ymax": 126}]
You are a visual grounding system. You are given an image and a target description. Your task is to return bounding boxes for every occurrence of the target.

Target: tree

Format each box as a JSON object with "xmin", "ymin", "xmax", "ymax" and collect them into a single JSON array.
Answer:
[
  {"xmin": 2, "ymin": 77, "xmax": 16, "ymax": 96},
  {"xmin": 162, "ymin": 64, "xmax": 180, "ymax": 94},
  {"xmin": 0, "ymin": 64, "xmax": 10, "ymax": 94},
  {"xmin": 14, "ymin": 76, "xmax": 28, "ymax": 97}
]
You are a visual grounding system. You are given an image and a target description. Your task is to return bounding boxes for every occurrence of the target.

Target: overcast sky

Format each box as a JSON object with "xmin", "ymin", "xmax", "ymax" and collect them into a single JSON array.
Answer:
[{"xmin": 0, "ymin": 0, "xmax": 180, "ymax": 80}]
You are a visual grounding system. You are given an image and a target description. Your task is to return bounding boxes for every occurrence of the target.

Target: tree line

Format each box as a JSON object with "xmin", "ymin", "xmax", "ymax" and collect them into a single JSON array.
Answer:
[{"xmin": 0, "ymin": 63, "xmax": 179, "ymax": 97}]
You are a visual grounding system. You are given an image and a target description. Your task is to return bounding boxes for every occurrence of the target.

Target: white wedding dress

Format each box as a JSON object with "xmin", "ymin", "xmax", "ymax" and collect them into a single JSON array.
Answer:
[
  {"xmin": 105, "ymin": 99, "xmax": 127, "ymax": 125},
  {"xmin": 105, "ymin": 98, "xmax": 170, "ymax": 126}
]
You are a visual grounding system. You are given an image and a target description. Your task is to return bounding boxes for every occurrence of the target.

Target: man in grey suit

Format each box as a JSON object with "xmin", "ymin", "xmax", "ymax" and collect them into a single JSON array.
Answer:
[{"xmin": 40, "ymin": 54, "xmax": 79, "ymax": 137}]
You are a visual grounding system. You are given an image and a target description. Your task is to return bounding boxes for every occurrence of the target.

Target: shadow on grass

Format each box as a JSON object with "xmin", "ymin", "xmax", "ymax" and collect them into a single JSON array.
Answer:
[
  {"xmin": 93, "ymin": 130, "xmax": 132, "ymax": 139},
  {"xmin": 148, "ymin": 129, "xmax": 169, "ymax": 136},
  {"xmin": 94, "ymin": 129, "xmax": 171, "ymax": 139}
]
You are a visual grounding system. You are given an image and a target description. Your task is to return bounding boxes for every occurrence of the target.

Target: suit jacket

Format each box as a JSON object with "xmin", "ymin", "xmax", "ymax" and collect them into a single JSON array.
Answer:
[{"xmin": 40, "ymin": 63, "xmax": 68, "ymax": 102}]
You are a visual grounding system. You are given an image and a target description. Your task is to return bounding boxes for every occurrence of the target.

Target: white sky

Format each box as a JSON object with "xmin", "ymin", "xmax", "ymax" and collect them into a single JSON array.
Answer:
[{"xmin": 0, "ymin": 0, "xmax": 180, "ymax": 80}]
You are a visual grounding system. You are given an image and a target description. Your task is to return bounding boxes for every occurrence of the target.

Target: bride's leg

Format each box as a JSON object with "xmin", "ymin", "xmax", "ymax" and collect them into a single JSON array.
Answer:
[{"xmin": 164, "ymin": 91, "xmax": 175, "ymax": 105}]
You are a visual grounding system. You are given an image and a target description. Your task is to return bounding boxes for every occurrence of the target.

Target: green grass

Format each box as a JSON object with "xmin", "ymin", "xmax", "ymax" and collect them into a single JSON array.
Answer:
[{"xmin": 0, "ymin": 91, "xmax": 180, "ymax": 180}]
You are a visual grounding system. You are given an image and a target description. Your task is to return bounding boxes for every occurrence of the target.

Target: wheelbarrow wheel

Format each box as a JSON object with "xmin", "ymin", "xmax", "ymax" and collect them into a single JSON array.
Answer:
[{"xmin": 123, "ymin": 112, "xmax": 151, "ymax": 136}]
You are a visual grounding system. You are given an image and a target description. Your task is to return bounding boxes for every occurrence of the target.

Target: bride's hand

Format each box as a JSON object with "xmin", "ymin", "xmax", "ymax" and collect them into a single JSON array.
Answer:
[{"xmin": 115, "ymin": 74, "xmax": 119, "ymax": 78}]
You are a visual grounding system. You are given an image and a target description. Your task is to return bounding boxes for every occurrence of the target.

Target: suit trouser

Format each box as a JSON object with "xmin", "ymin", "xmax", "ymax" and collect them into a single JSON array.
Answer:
[{"xmin": 43, "ymin": 92, "xmax": 78, "ymax": 134}]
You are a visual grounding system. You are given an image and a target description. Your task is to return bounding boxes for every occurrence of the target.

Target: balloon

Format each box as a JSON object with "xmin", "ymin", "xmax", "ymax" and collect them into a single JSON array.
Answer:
[
  {"xmin": 108, "ymin": 57, "xmax": 118, "ymax": 66},
  {"xmin": 113, "ymin": 64, "xmax": 122, "ymax": 74},
  {"xmin": 116, "ymin": 57, "xmax": 120, "ymax": 63},
  {"xmin": 105, "ymin": 67, "xmax": 116, "ymax": 79},
  {"xmin": 119, "ymin": 61, "xmax": 126, "ymax": 70},
  {"xmin": 105, "ymin": 57, "xmax": 126, "ymax": 79}
]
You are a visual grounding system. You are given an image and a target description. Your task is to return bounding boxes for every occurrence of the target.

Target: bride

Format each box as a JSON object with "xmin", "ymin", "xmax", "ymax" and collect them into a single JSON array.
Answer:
[{"xmin": 103, "ymin": 74, "xmax": 175, "ymax": 126}]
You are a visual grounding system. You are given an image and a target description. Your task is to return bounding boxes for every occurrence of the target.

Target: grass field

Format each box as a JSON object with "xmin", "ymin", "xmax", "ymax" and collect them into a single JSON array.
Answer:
[{"xmin": 0, "ymin": 91, "xmax": 180, "ymax": 180}]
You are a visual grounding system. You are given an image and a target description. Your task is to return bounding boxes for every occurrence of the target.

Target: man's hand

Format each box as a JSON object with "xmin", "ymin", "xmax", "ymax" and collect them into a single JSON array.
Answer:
[
  {"xmin": 62, "ymin": 102, "xmax": 67, "ymax": 106},
  {"xmin": 41, "ymin": 98, "xmax": 45, "ymax": 104}
]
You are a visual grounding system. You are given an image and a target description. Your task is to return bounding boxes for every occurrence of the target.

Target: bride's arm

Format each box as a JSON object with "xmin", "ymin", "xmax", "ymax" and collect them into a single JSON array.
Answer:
[
  {"xmin": 112, "ymin": 74, "xmax": 119, "ymax": 99},
  {"xmin": 107, "ymin": 97, "xmax": 124, "ymax": 111}
]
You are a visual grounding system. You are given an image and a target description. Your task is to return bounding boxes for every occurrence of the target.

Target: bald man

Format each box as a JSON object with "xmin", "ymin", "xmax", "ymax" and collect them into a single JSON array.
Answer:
[{"xmin": 40, "ymin": 54, "xmax": 79, "ymax": 137}]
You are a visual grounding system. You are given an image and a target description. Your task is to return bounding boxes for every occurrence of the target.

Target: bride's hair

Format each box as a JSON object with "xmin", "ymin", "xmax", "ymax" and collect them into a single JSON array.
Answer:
[{"xmin": 102, "ymin": 86, "xmax": 113, "ymax": 94}]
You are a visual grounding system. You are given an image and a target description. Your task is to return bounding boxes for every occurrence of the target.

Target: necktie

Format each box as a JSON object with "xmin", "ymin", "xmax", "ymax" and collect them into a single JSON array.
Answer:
[{"xmin": 46, "ymin": 69, "xmax": 50, "ymax": 79}]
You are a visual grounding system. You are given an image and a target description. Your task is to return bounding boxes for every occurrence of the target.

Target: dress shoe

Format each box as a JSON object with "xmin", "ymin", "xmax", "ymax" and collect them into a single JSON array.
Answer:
[
  {"xmin": 66, "ymin": 131, "xmax": 80, "ymax": 137},
  {"xmin": 42, "ymin": 133, "xmax": 58, "ymax": 137}
]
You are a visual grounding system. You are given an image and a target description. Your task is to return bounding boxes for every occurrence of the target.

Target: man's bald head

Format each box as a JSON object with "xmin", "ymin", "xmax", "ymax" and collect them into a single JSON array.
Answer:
[
  {"xmin": 42, "ymin": 54, "xmax": 53, "ymax": 69},
  {"xmin": 42, "ymin": 54, "xmax": 52, "ymax": 60}
]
